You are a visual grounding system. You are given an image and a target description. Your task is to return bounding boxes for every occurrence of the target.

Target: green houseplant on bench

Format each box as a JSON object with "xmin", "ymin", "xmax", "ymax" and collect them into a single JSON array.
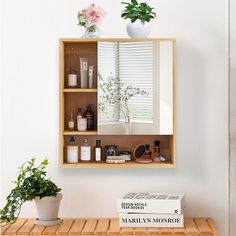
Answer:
[{"xmin": 0, "ymin": 158, "xmax": 62, "ymax": 226}]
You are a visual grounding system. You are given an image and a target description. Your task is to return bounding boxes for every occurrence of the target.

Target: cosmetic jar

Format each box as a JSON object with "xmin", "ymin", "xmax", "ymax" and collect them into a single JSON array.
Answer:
[
  {"xmin": 120, "ymin": 151, "xmax": 132, "ymax": 161},
  {"xmin": 77, "ymin": 118, "xmax": 87, "ymax": 131},
  {"xmin": 105, "ymin": 145, "xmax": 118, "ymax": 157}
]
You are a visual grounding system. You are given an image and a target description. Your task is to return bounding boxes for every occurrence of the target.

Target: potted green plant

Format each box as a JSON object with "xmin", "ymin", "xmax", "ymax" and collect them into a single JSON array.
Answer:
[
  {"xmin": 0, "ymin": 158, "xmax": 62, "ymax": 226},
  {"xmin": 121, "ymin": 0, "xmax": 156, "ymax": 38}
]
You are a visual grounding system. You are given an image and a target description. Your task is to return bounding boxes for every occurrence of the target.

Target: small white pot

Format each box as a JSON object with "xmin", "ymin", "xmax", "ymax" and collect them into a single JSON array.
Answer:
[
  {"xmin": 127, "ymin": 19, "xmax": 151, "ymax": 38},
  {"xmin": 34, "ymin": 193, "xmax": 62, "ymax": 221}
]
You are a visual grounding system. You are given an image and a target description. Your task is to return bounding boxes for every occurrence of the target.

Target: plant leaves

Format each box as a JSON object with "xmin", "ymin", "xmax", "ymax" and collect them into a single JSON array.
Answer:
[{"xmin": 131, "ymin": 0, "xmax": 138, "ymax": 5}]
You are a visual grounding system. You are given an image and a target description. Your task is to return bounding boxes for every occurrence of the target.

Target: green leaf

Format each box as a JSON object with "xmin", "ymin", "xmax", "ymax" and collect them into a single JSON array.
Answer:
[{"xmin": 131, "ymin": 0, "xmax": 138, "ymax": 5}]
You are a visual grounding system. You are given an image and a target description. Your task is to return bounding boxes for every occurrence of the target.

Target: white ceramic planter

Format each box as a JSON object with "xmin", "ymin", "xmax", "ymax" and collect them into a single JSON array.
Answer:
[
  {"xmin": 34, "ymin": 193, "xmax": 62, "ymax": 221},
  {"xmin": 127, "ymin": 20, "xmax": 151, "ymax": 38}
]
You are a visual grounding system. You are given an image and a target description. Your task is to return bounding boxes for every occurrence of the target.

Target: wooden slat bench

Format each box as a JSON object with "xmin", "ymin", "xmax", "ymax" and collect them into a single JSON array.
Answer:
[{"xmin": 1, "ymin": 218, "xmax": 219, "ymax": 236}]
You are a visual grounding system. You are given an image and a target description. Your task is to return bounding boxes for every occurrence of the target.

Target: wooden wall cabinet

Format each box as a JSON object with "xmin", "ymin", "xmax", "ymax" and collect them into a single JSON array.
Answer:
[{"xmin": 59, "ymin": 38, "xmax": 176, "ymax": 168}]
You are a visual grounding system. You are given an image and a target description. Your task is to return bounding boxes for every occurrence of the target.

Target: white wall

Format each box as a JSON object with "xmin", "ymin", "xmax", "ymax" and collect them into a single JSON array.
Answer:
[
  {"xmin": 1, "ymin": 0, "xmax": 229, "ymax": 235},
  {"xmin": 230, "ymin": 0, "xmax": 236, "ymax": 235}
]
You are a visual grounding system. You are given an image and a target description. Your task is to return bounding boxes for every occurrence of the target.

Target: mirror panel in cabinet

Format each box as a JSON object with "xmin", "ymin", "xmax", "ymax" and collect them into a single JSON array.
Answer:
[{"xmin": 97, "ymin": 41, "xmax": 174, "ymax": 135}]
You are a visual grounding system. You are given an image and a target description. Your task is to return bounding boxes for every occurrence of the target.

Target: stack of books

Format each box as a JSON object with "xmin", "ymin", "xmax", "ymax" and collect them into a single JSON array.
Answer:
[{"xmin": 117, "ymin": 193, "xmax": 185, "ymax": 227}]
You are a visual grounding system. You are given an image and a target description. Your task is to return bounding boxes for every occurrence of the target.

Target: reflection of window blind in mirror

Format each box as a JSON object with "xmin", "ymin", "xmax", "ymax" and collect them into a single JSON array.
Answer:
[
  {"xmin": 98, "ymin": 42, "xmax": 118, "ymax": 123},
  {"xmin": 118, "ymin": 42, "xmax": 153, "ymax": 122}
]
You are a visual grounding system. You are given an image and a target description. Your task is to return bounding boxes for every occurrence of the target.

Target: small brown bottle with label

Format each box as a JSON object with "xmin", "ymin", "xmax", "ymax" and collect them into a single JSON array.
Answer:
[{"xmin": 68, "ymin": 112, "xmax": 75, "ymax": 130}]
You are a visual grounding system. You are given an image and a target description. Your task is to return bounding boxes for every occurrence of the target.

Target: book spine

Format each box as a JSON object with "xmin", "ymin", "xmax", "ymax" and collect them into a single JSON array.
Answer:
[
  {"xmin": 117, "ymin": 200, "xmax": 183, "ymax": 214},
  {"xmin": 119, "ymin": 213, "xmax": 184, "ymax": 228}
]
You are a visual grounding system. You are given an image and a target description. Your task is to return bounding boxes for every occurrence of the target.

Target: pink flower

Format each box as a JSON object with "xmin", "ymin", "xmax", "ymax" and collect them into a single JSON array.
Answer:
[{"xmin": 78, "ymin": 3, "xmax": 106, "ymax": 28}]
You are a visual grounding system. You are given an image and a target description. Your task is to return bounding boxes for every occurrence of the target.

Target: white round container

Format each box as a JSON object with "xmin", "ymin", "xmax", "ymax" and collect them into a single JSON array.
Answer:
[
  {"xmin": 68, "ymin": 74, "xmax": 77, "ymax": 87},
  {"xmin": 77, "ymin": 118, "xmax": 87, "ymax": 131},
  {"xmin": 67, "ymin": 146, "xmax": 78, "ymax": 163}
]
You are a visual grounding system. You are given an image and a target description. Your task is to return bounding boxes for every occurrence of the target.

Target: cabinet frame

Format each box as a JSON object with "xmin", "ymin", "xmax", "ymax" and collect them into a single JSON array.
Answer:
[{"xmin": 59, "ymin": 38, "xmax": 176, "ymax": 168}]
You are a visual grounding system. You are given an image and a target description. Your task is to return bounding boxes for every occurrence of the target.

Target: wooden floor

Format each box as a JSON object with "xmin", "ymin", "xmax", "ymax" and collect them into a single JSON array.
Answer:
[{"xmin": 1, "ymin": 218, "xmax": 219, "ymax": 236}]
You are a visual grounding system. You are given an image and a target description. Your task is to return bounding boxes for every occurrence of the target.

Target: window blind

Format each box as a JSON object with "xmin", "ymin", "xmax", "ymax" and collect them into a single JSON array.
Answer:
[
  {"xmin": 118, "ymin": 42, "xmax": 153, "ymax": 122},
  {"xmin": 98, "ymin": 42, "xmax": 118, "ymax": 123},
  {"xmin": 98, "ymin": 42, "xmax": 154, "ymax": 123}
]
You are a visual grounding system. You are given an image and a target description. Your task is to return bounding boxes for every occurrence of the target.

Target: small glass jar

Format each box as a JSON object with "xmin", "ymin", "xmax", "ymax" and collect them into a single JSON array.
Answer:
[
  {"xmin": 120, "ymin": 151, "xmax": 131, "ymax": 161},
  {"xmin": 105, "ymin": 145, "xmax": 117, "ymax": 158}
]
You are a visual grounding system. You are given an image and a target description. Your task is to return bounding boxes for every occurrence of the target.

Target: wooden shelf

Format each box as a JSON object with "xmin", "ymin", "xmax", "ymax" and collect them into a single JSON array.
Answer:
[
  {"xmin": 1, "ymin": 218, "xmax": 219, "ymax": 236},
  {"xmin": 63, "ymin": 130, "xmax": 97, "ymax": 135},
  {"xmin": 63, "ymin": 88, "xmax": 97, "ymax": 93},
  {"xmin": 62, "ymin": 161, "xmax": 175, "ymax": 168},
  {"xmin": 59, "ymin": 39, "xmax": 176, "ymax": 169}
]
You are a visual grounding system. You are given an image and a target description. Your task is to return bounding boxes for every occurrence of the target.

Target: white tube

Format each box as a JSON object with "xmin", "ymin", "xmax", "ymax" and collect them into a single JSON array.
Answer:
[
  {"xmin": 80, "ymin": 58, "xmax": 88, "ymax": 88},
  {"xmin": 88, "ymin": 66, "xmax": 94, "ymax": 88}
]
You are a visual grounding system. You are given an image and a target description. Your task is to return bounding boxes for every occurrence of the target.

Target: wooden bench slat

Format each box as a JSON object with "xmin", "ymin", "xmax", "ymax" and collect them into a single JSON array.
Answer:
[
  {"xmin": 17, "ymin": 219, "xmax": 35, "ymax": 235},
  {"xmin": 81, "ymin": 219, "xmax": 97, "ymax": 234},
  {"xmin": 194, "ymin": 218, "xmax": 212, "ymax": 233},
  {"xmin": 107, "ymin": 219, "xmax": 120, "ymax": 234},
  {"xmin": 184, "ymin": 218, "xmax": 199, "ymax": 233},
  {"xmin": 172, "ymin": 226, "xmax": 186, "ymax": 234},
  {"xmin": 30, "ymin": 224, "xmax": 45, "ymax": 235},
  {"xmin": 147, "ymin": 227, "xmax": 160, "ymax": 234},
  {"xmin": 42, "ymin": 224, "xmax": 60, "ymax": 235},
  {"xmin": 207, "ymin": 218, "xmax": 220, "ymax": 236},
  {"xmin": 121, "ymin": 227, "xmax": 134, "ymax": 234},
  {"xmin": 94, "ymin": 219, "xmax": 110, "ymax": 234},
  {"xmin": 159, "ymin": 227, "xmax": 173, "ymax": 233},
  {"xmin": 4, "ymin": 219, "xmax": 27, "ymax": 235},
  {"xmin": 68, "ymin": 219, "xmax": 86, "ymax": 235},
  {"xmin": 133, "ymin": 227, "xmax": 148, "ymax": 234},
  {"xmin": 1, "ymin": 223, "xmax": 12, "ymax": 234},
  {"xmin": 56, "ymin": 219, "xmax": 74, "ymax": 235}
]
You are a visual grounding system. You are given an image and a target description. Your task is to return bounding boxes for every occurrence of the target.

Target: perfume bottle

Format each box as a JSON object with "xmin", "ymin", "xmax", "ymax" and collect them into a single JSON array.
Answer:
[
  {"xmin": 80, "ymin": 138, "xmax": 91, "ymax": 162},
  {"xmin": 67, "ymin": 137, "xmax": 78, "ymax": 163},
  {"xmin": 84, "ymin": 104, "xmax": 95, "ymax": 130},
  {"xmin": 143, "ymin": 144, "xmax": 152, "ymax": 160},
  {"xmin": 68, "ymin": 67, "xmax": 77, "ymax": 87},
  {"xmin": 153, "ymin": 140, "xmax": 161, "ymax": 162},
  {"xmin": 68, "ymin": 112, "xmax": 75, "ymax": 130}
]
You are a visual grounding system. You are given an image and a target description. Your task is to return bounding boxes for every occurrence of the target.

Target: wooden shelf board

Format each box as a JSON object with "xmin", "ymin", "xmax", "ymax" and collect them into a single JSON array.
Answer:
[
  {"xmin": 63, "ymin": 131, "xmax": 97, "ymax": 135},
  {"xmin": 61, "ymin": 161, "xmax": 175, "ymax": 168},
  {"xmin": 63, "ymin": 88, "xmax": 97, "ymax": 93},
  {"xmin": 60, "ymin": 38, "xmax": 176, "ymax": 43},
  {"xmin": 2, "ymin": 218, "xmax": 218, "ymax": 236}
]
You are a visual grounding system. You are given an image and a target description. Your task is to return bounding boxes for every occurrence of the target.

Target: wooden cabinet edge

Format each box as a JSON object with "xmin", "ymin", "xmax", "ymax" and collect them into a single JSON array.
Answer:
[
  {"xmin": 61, "ymin": 162, "xmax": 175, "ymax": 169},
  {"xmin": 63, "ymin": 88, "xmax": 97, "ymax": 93},
  {"xmin": 59, "ymin": 38, "xmax": 176, "ymax": 43}
]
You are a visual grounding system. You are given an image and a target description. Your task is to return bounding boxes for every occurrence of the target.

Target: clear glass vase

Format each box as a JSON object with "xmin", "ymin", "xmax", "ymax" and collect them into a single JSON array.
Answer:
[{"xmin": 83, "ymin": 26, "xmax": 100, "ymax": 38}]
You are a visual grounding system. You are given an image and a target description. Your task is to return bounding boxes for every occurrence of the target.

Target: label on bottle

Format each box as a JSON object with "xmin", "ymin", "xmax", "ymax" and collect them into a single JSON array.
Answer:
[
  {"xmin": 95, "ymin": 148, "xmax": 101, "ymax": 161},
  {"xmin": 68, "ymin": 74, "xmax": 77, "ymax": 87},
  {"xmin": 82, "ymin": 61, "xmax": 88, "ymax": 70},
  {"xmin": 81, "ymin": 146, "xmax": 91, "ymax": 161},
  {"xmin": 69, "ymin": 121, "xmax": 74, "ymax": 128},
  {"xmin": 67, "ymin": 146, "xmax": 78, "ymax": 163}
]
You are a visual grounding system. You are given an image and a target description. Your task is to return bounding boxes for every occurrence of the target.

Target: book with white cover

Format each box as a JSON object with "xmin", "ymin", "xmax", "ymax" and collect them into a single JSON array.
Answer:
[
  {"xmin": 119, "ymin": 212, "xmax": 184, "ymax": 227},
  {"xmin": 117, "ymin": 193, "xmax": 185, "ymax": 214}
]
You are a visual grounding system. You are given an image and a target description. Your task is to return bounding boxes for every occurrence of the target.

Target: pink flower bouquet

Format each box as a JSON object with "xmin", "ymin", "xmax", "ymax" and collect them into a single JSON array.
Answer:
[{"xmin": 78, "ymin": 4, "xmax": 106, "ymax": 29}]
